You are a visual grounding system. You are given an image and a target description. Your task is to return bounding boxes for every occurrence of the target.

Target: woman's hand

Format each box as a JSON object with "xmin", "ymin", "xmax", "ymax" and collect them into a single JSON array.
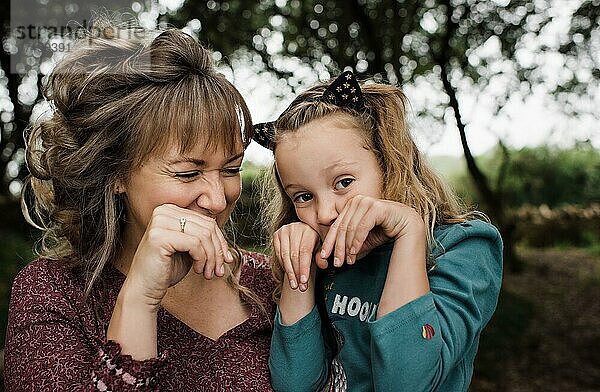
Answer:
[
  {"xmin": 124, "ymin": 203, "xmax": 233, "ymax": 310},
  {"xmin": 320, "ymin": 195, "xmax": 425, "ymax": 267},
  {"xmin": 273, "ymin": 222, "xmax": 323, "ymax": 292}
]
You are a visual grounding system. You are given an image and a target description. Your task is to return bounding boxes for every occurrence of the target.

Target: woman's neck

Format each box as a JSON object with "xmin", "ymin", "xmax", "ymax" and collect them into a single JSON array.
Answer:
[{"xmin": 112, "ymin": 222, "xmax": 142, "ymax": 275}]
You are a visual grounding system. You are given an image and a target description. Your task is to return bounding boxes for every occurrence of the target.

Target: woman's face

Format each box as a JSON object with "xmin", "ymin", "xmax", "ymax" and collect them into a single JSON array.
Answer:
[
  {"xmin": 121, "ymin": 138, "xmax": 245, "ymax": 245},
  {"xmin": 275, "ymin": 114, "xmax": 383, "ymax": 240}
]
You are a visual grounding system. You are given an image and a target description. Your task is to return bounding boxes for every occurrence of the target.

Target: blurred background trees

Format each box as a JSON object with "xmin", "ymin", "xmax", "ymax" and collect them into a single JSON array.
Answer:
[
  {"xmin": 2, "ymin": 0, "xmax": 598, "ymax": 266},
  {"xmin": 1, "ymin": 1, "xmax": 599, "ymax": 390}
]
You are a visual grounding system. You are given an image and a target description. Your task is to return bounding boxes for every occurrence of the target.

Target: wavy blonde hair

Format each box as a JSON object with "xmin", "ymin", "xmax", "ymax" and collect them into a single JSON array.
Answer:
[
  {"xmin": 22, "ymin": 20, "xmax": 264, "ymax": 310},
  {"xmin": 261, "ymin": 79, "xmax": 485, "ymax": 297}
]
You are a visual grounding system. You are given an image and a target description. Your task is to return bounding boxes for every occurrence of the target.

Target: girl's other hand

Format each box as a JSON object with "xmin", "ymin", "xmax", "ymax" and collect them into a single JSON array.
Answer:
[
  {"xmin": 273, "ymin": 222, "xmax": 323, "ymax": 291},
  {"xmin": 320, "ymin": 195, "xmax": 424, "ymax": 267}
]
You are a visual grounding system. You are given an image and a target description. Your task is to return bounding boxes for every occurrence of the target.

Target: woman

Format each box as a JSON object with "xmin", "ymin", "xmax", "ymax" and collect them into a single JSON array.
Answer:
[{"xmin": 4, "ymin": 21, "xmax": 275, "ymax": 391}]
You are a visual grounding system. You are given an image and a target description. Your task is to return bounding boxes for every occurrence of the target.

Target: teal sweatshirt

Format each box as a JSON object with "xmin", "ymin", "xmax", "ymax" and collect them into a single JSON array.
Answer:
[{"xmin": 269, "ymin": 220, "xmax": 503, "ymax": 392}]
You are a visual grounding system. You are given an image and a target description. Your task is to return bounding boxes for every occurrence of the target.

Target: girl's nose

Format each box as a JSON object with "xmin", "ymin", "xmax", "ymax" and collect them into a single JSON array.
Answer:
[{"xmin": 316, "ymin": 197, "xmax": 339, "ymax": 227}]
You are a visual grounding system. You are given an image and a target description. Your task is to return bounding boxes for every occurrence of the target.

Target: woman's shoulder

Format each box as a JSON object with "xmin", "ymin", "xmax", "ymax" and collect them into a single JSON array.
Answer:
[
  {"xmin": 240, "ymin": 249, "xmax": 272, "ymax": 270},
  {"xmin": 433, "ymin": 219, "xmax": 502, "ymax": 250},
  {"xmin": 239, "ymin": 249, "xmax": 276, "ymax": 301},
  {"xmin": 12, "ymin": 257, "xmax": 83, "ymax": 294},
  {"xmin": 9, "ymin": 258, "xmax": 88, "ymax": 322}
]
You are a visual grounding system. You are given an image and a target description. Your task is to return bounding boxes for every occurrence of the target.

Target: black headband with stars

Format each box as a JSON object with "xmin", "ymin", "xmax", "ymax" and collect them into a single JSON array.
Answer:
[{"xmin": 253, "ymin": 70, "xmax": 367, "ymax": 150}]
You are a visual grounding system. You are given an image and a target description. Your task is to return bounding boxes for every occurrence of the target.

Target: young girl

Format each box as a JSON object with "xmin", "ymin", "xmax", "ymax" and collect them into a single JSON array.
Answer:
[{"xmin": 255, "ymin": 71, "xmax": 503, "ymax": 391}]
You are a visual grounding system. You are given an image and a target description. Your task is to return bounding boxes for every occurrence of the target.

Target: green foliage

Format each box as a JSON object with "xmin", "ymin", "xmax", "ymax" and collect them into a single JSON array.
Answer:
[
  {"xmin": 501, "ymin": 144, "xmax": 600, "ymax": 208},
  {"xmin": 444, "ymin": 144, "xmax": 600, "ymax": 248},
  {"xmin": 452, "ymin": 143, "xmax": 600, "ymax": 209},
  {"xmin": 171, "ymin": 0, "xmax": 556, "ymax": 114},
  {"xmin": 229, "ymin": 161, "xmax": 270, "ymax": 249}
]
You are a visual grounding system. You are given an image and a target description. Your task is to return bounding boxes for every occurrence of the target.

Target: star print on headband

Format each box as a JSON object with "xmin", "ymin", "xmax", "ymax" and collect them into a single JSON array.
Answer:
[{"xmin": 252, "ymin": 70, "xmax": 366, "ymax": 150}]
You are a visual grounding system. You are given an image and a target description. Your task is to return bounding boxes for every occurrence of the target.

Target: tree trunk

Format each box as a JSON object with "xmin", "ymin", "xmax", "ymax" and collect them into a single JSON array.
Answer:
[{"xmin": 438, "ymin": 63, "xmax": 522, "ymax": 272}]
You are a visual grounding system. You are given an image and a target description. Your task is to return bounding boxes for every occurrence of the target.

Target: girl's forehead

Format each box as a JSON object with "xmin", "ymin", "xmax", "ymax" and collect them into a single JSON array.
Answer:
[
  {"xmin": 282, "ymin": 117, "xmax": 366, "ymax": 149},
  {"xmin": 275, "ymin": 124, "xmax": 371, "ymax": 174}
]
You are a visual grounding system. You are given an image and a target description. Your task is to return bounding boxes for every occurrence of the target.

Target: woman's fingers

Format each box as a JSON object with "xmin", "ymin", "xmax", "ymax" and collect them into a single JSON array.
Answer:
[
  {"xmin": 163, "ymin": 204, "xmax": 231, "ymax": 280},
  {"xmin": 208, "ymin": 217, "xmax": 233, "ymax": 277}
]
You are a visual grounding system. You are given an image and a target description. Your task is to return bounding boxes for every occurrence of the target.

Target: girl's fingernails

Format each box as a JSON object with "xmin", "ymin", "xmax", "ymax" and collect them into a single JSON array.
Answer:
[
  {"xmin": 320, "ymin": 249, "xmax": 327, "ymax": 258},
  {"xmin": 219, "ymin": 264, "xmax": 225, "ymax": 275},
  {"xmin": 334, "ymin": 257, "xmax": 340, "ymax": 267},
  {"xmin": 226, "ymin": 250, "xmax": 233, "ymax": 262},
  {"xmin": 290, "ymin": 279, "xmax": 298, "ymax": 289},
  {"xmin": 299, "ymin": 283, "xmax": 307, "ymax": 292},
  {"xmin": 300, "ymin": 274, "xmax": 307, "ymax": 284},
  {"xmin": 350, "ymin": 247, "xmax": 356, "ymax": 255},
  {"xmin": 347, "ymin": 256, "xmax": 353, "ymax": 265}
]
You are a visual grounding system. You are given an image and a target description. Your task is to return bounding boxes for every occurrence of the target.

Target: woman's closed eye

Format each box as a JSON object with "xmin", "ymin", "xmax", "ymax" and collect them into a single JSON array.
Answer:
[
  {"xmin": 173, "ymin": 167, "xmax": 242, "ymax": 180},
  {"xmin": 334, "ymin": 177, "xmax": 354, "ymax": 190},
  {"xmin": 221, "ymin": 167, "xmax": 243, "ymax": 177},
  {"xmin": 174, "ymin": 171, "xmax": 200, "ymax": 180}
]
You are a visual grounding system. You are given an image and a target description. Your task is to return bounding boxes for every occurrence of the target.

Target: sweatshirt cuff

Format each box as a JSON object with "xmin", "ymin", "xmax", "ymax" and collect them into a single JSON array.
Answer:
[{"xmin": 274, "ymin": 305, "xmax": 321, "ymax": 342}]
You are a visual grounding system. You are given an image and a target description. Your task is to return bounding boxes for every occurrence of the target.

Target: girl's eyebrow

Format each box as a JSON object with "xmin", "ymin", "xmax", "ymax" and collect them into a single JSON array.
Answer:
[
  {"xmin": 321, "ymin": 160, "xmax": 358, "ymax": 174},
  {"xmin": 283, "ymin": 183, "xmax": 302, "ymax": 192}
]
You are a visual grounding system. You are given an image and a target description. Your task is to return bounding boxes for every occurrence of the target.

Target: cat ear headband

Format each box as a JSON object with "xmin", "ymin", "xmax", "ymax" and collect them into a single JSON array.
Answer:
[{"xmin": 252, "ymin": 70, "xmax": 367, "ymax": 150}]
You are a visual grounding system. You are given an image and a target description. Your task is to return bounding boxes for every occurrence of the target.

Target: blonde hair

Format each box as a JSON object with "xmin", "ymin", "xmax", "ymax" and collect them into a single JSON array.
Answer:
[
  {"xmin": 22, "ymin": 20, "xmax": 264, "ymax": 310},
  {"xmin": 261, "ymin": 78, "xmax": 485, "ymax": 298}
]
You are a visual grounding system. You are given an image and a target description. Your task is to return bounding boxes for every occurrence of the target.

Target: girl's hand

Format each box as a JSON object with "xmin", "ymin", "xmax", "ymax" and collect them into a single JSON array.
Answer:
[
  {"xmin": 273, "ymin": 222, "xmax": 324, "ymax": 292},
  {"xmin": 320, "ymin": 195, "xmax": 425, "ymax": 267},
  {"xmin": 123, "ymin": 204, "xmax": 233, "ymax": 310}
]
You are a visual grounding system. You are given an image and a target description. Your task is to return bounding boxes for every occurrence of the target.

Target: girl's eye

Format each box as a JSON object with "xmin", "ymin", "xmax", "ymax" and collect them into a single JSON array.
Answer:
[
  {"xmin": 222, "ymin": 167, "xmax": 243, "ymax": 176},
  {"xmin": 293, "ymin": 193, "xmax": 313, "ymax": 203},
  {"xmin": 335, "ymin": 178, "xmax": 354, "ymax": 190},
  {"xmin": 174, "ymin": 171, "xmax": 200, "ymax": 179}
]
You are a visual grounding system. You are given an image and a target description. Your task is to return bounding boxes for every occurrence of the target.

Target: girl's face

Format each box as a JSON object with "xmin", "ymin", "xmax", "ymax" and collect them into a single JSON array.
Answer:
[
  {"xmin": 275, "ymin": 113, "xmax": 383, "ymax": 240},
  {"xmin": 122, "ymin": 138, "xmax": 245, "ymax": 246}
]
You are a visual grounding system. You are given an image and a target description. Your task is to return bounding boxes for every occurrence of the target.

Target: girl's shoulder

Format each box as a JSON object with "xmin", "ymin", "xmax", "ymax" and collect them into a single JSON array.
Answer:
[{"xmin": 433, "ymin": 220, "xmax": 502, "ymax": 255}]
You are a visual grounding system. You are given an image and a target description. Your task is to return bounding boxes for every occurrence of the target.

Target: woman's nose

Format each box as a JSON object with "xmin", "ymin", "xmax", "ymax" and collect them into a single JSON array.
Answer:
[{"xmin": 196, "ymin": 172, "xmax": 227, "ymax": 215}]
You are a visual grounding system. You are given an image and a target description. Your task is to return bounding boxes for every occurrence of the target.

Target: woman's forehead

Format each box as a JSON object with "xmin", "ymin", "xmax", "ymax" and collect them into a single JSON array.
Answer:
[{"xmin": 158, "ymin": 135, "xmax": 245, "ymax": 161}]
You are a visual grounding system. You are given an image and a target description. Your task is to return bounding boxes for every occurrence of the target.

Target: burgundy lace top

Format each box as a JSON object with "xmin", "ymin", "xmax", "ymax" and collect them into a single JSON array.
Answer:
[{"xmin": 4, "ymin": 251, "xmax": 276, "ymax": 391}]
